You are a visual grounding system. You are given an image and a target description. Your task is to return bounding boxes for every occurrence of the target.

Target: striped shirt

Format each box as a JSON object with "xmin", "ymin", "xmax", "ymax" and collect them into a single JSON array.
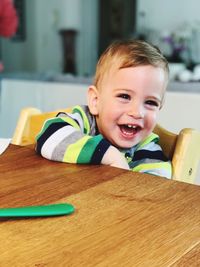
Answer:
[{"xmin": 36, "ymin": 105, "xmax": 172, "ymax": 178}]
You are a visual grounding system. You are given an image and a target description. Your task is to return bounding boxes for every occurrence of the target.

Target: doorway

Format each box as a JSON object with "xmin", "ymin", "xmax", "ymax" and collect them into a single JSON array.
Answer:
[{"xmin": 98, "ymin": 0, "xmax": 137, "ymax": 56}]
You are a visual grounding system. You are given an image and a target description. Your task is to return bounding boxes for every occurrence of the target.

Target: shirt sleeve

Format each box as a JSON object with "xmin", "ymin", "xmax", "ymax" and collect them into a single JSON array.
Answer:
[
  {"xmin": 129, "ymin": 135, "xmax": 172, "ymax": 179},
  {"xmin": 35, "ymin": 110, "xmax": 111, "ymax": 165},
  {"xmin": 132, "ymin": 160, "xmax": 172, "ymax": 179}
]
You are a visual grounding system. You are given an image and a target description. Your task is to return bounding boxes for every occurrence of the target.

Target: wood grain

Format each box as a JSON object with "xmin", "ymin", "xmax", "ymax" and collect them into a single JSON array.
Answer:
[{"xmin": 0, "ymin": 145, "xmax": 200, "ymax": 266}]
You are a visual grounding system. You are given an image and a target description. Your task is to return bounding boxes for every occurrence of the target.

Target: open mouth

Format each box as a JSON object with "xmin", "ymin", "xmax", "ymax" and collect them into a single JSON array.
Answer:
[{"xmin": 119, "ymin": 124, "xmax": 142, "ymax": 137}]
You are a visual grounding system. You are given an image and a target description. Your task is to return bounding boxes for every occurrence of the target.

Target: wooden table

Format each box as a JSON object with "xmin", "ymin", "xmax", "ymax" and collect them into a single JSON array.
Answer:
[{"xmin": 0, "ymin": 145, "xmax": 200, "ymax": 266}]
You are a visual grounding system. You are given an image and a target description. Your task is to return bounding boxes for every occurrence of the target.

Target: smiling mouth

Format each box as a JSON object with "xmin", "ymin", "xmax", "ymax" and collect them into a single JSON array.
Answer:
[{"xmin": 119, "ymin": 124, "xmax": 142, "ymax": 137}]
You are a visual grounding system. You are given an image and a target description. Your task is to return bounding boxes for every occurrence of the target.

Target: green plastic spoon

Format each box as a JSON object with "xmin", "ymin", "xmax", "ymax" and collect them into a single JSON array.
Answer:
[{"xmin": 0, "ymin": 203, "xmax": 75, "ymax": 217}]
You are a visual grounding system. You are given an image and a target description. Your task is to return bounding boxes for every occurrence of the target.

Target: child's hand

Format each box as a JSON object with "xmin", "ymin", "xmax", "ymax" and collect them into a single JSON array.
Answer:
[{"xmin": 101, "ymin": 146, "xmax": 130, "ymax": 170}]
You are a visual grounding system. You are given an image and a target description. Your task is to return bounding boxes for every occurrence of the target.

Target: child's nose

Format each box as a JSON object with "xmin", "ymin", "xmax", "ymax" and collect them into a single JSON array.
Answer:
[{"xmin": 127, "ymin": 103, "xmax": 144, "ymax": 119}]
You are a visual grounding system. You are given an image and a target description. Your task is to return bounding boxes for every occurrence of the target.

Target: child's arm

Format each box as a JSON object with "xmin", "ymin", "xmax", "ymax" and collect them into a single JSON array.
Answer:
[
  {"xmin": 132, "ymin": 161, "xmax": 172, "ymax": 179},
  {"xmin": 102, "ymin": 146, "xmax": 130, "ymax": 170},
  {"xmin": 35, "ymin": 110, "xmax": 129, "ymax": 170},
  {"xmin": 130, "ymin": 134, "xmax": 172, "ymax": 178}
]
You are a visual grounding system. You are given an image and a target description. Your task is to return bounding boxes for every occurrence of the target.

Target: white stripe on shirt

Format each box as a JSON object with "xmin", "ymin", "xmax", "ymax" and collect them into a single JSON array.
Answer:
[{"xmin": 41, "ymin": 125, "xmax": 77, "ymax": 159}]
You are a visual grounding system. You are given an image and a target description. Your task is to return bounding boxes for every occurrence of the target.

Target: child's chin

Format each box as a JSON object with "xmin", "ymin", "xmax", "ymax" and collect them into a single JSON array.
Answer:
[{"xmin": 116, "ymin": 141, "xmax": 136, "ymax": 149}]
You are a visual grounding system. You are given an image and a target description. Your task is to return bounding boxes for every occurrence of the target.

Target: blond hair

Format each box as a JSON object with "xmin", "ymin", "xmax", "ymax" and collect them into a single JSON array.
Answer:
[{"xmin": 94, "ymin": 39, "xmax": 169, "ymax": 89}]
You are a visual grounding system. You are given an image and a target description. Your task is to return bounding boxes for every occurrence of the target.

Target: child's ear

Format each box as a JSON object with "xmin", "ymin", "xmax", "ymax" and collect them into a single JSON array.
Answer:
[{"xmin": 87, "ymin": 85, "xmax": 99, "ymax": 115}]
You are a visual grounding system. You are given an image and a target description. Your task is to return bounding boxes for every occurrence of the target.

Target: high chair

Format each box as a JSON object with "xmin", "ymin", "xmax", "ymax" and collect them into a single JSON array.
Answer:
[{"xmin": 11, "ymin": 107, "xmax": 200, "ymax": 185}]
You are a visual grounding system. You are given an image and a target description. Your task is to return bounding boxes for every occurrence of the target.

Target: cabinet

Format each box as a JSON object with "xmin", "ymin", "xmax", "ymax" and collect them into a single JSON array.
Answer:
[{"xmin": 0, "ymin": 79, "xmax": 87, "ymax": 137}]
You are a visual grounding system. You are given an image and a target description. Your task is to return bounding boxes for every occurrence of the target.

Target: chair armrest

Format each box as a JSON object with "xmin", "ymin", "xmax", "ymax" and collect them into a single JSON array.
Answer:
[
  {"xmin": 172, "ymin": 128, "xmax": 200, "ymax": 184},
  {"xmin": 11, "ymin": 107, "xmax": 41, "ymax": 145}
]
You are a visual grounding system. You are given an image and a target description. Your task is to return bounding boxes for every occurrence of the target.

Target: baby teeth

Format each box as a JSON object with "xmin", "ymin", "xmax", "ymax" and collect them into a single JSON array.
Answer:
[{"xmin": 127, "ymin": 125, "xmax": 136, "ymax": 129}]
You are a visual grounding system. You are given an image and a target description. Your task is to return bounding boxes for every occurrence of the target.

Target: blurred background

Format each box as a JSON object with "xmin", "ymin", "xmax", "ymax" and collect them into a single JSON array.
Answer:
[
  {"xmin": 1, "ymin": 0, "xmax": 200, "ymax": 140},
  {"xmin": 1, "ymin": 0, "xmax": 200, "ymax": 78}
]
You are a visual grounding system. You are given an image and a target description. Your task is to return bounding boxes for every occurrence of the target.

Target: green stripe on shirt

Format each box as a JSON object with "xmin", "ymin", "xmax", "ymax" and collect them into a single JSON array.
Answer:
[
  {"xmin": 36, "ymin": 117, "xmax": 64, "ymax": 139},
  {"xmin": 132, "ymin": 161, "xmax": 172, "ymax": 176},
  {"xmin": 138, "ymin": 133, "xmax": 159, "ymax": 149},
  {"xmin": 73, "ymin": 105, "xmax": 91, "ymax": 134},
  {"xmin": 63, "ymin": 135, "xmax": 91, "ymax": 163},
  {"xmin": 77, "ymin": 134, "xmax": 104, "ymax": 163}
]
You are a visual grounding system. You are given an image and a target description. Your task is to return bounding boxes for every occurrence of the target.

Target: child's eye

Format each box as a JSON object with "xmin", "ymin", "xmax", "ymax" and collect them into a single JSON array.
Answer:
[
  {"xmin": 117, "ymin": 94, "xmax": 131, "ymax": 100},
  {"xmin": 145, "ymin": 100, "xmax": 159, "ymax": 107}
]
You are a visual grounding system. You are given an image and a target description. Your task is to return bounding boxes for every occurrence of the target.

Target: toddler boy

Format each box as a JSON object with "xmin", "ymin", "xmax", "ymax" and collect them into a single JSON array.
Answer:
[{"xmin": 36, "ymin": 40, "xmax": 172, "ymax": 178}]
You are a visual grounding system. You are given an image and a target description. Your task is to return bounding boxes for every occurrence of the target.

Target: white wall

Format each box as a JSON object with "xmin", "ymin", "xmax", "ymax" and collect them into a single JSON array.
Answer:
[
  {"xmin": 2, "ymin": 0, "xmax": 80, "ymax": 73},
  {"xmin": 1, "ymin": 1, "xmax": 37, "ymax": 71},
  {"xmin": 158, "ymin": 91, "xmax": 200, "ymax": 133},
  {"xmin": 78, "ymin": 0, "xmax": 99, "ymax": 76},
  {"xmin": 1, "ymin": 0, "xmax": 98, "ymax": 76},
  {"xmin": 137, "ymin": 0, "xmax": 200, "ymax": 31}
]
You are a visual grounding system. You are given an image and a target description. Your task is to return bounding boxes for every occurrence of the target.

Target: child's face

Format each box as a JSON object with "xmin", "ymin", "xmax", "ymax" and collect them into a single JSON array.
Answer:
[{"xmin": 88, "ymin": 65, "xmax": 167, "ymax": 149}]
